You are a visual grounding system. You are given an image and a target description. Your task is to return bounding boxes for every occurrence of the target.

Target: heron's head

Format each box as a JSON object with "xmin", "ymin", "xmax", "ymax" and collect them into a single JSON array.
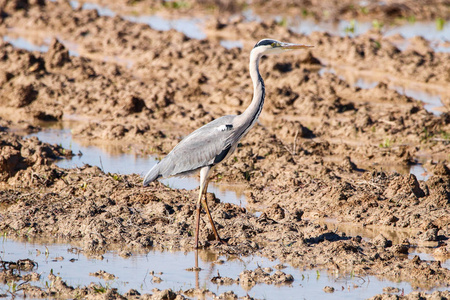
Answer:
[{"xmin": 253, "ymin": 39, "xmax": 313, "ymax": 56}]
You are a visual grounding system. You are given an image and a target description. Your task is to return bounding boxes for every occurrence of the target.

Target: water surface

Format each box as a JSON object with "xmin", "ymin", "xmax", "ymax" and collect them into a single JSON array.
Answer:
[{"xmin": 1, "ymin": 238, "xmax": 441, "ymax": 298}]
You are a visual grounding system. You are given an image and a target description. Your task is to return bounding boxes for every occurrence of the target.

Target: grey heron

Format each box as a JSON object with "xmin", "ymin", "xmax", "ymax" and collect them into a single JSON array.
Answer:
[{"xmin": 143, "ymin": 39, "xmax": 312, "ymax": 248}]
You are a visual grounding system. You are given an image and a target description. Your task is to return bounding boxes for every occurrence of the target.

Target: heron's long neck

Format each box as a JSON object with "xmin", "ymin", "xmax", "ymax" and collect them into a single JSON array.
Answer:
[{"xmin": 235, "ymin": 50, "xmax": 265, "ymax": 132}]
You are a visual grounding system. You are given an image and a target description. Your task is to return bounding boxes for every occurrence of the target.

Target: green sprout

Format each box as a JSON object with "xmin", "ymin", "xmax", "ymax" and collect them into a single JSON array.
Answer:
[
  {"xmin": 344, "ymin": 20, "xmax": 356, "ymax": 34},
  {"xmin": 436, "ymin": 18, "xmax": 445, "ymax": 31}
]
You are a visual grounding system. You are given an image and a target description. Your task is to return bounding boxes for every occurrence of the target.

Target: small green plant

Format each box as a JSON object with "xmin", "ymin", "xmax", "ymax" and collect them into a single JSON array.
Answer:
[
  {"xmin": 360, "ymin": 6, "xmax": 369, "ymax": 14},
  {"xmin": 379, "ymin": 138, "xmax": 392, "ymax": 148},
  {"xmin": 316, "ymin": 270, "xmax": 320, "ymax": 279},
  {"xmin": 93, "ymin": 283, "xmax": 107, "ymax": 294},
  {"xmin": 7, "ymin": 281, "xmax": 17, "ymax": 293},
  {"xmin": 372, "ymin": 20, "xmax": 383, "ymax": 30},
  {"xmin": 421, "ymin": 127, "xmax": 434, "ymax": 143},
  {"xmin": 109, "ymin": 173, "xmax": 121, "ymax": 181},
  {"xmin": 163, "ymin": 0, "xmax": 189, "ymax": 9},
  {"xmin": 301, "ymin": 9, "xmax": 308, "ymax": 17},
  {"xmin": 407, "ymin": 15, "xmax": 416, "ymax": 23},
  {"xmin": 372, "ymin": 40, "xmax": 381, "ymax": 49},
  {"xmin": 277, "ymin": 17, "xmax": 288, "ymax": 27},
  {"xmin": 344, "ymin": 20, "xmax": 356, "ymax": 34},
  {"xmin": 436, "ymin": 18, "xmax": 445, "ymax": 31}
]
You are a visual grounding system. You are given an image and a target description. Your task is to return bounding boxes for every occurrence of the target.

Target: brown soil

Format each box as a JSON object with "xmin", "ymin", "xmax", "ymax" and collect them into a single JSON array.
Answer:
[{"xmin": 0, "ymin": 0, "xmax": 449, "ymax": 299}]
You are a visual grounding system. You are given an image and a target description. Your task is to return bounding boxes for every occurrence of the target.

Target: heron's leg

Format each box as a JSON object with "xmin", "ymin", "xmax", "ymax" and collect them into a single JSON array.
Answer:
[
  {"xmin": 201, "ymin": 181, "xmax": 225, "ymax": 244},
  {"xmin": 194, "ymin": 185, "xmax": 203, "ymax": 249},
  {"xmin": 195, "ymin": 166, "xmax": 211, "ymax": 249}
]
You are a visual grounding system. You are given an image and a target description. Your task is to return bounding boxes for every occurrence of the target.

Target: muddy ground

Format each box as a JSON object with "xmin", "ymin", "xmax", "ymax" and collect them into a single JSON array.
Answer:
[{"xmin": 0, "ymin": 0, "xmax": 449, "ymax": 299}]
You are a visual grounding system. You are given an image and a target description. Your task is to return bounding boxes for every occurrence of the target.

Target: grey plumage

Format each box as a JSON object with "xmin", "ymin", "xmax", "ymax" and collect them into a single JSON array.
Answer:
[
  {"xmin": 143, "ymin": 115, "xmax": 237, "ymax": 185},
  {"xmin": 143, "ymin": 38, "xmax": 313, "ymax": 248}
]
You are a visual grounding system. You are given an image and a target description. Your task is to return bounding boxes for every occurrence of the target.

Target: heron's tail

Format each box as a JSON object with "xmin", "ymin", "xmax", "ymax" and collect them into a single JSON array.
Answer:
[{"xmin": 143, "ymin": 164, "xmax": 161, "ymax": 186}]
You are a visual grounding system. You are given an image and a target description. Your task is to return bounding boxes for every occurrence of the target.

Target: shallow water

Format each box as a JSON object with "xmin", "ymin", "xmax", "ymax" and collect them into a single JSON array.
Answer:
[
  {"xmin": 2, "ymin": 35, "xmax": 49, "ymax": 52},
  {"xmin": 220, "ymin": 40, "xmax": 244, "ymax": 49},
  {"xmin": 70, "ymin": 1, "xmax": 450, "ymax": 51},
  {"xmin": 319, "ymin": 67, "xmax": 446, "ymax": 116},
  {"xmin": 69, "ymin": 0, "xmax": 116, "ymax": 17},
  {"xmin": 287, "ymin": 16, "xmax": 450, "ymax": 48},
  {"xmin": 319, "ymin": 219, "xmax": 419, "ymax": 244},
  {"xmin": 2, "ymin": 33, "xmax": 80, "ymax": 56},
  {"xmin": 409, "ymin": 164, "xmax": 430, "ymax": 182},
  {"xmin": 124, "ymin": 15, "xmax": 207, "ymax": 40},
  {"xmin": 69, "ymin": 0, "xmax": 206, "ymax": 40},
  {"xmin": 409, "ymin": 250, "xmax": 450, "ymax": 271},
  {"xmin": 1, "ymin": 238, "xmax": 444, "ymax": 298},
  {"xmin": 27, "ymin": 126, "xmax": 247, "ymax": 207},
  {"xmin": 320, "ymin": 220, "xmax": 449, "ymax": 269}
]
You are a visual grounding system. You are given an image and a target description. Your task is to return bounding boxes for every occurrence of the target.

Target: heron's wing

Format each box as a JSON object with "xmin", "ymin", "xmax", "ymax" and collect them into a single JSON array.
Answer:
[{"xmin": 158, "ymin": 115, "xmax": 237, "ymax": 178}]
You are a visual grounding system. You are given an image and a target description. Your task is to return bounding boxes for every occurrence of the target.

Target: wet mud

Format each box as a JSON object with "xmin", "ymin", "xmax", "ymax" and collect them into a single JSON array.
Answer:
[{"xmin": 0, "ymin": 0, "xmax": 449, "ymax": 299}]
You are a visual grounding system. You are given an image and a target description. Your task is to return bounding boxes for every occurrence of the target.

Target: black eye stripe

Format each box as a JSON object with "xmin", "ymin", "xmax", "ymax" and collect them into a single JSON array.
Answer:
[{"xmin": 254, "ymin": 39, "xmax": 277, "ymax": 48}]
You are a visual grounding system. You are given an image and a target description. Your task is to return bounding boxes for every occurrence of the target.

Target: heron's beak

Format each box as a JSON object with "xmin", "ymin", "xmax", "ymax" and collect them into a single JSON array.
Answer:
[{"xmin": 281, "ymin": 43, "xmax": 314, "ymax": 50}]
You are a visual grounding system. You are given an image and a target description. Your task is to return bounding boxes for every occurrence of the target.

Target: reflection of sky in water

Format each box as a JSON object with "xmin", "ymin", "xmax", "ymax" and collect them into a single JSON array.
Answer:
[
  {"xmin": 241, "ymin": 9, "xmax": 450, "ymax": 45},
  {"xmin": 28, "ymin": 129, "xmax": 246, "ymax": 207},
  {"xmin": 391, "ymin": 85, "xmax": 444, "ymax": 116},
  {"xmin": 60, "ymin": 2, "xmax": 450, "ymax": 53},
  {"xmin": 69, "ymin": 1, "xmax": 116, "ymax": 17},
  {"xmin": 2, "ymin": 238, "xmax": 443, "ymax": 298},
  {"xmin": 290, "ymin": 17, "xmax": 450, "ymax": 42},
  {"xmin": 409, "ymin": 164, "xmax": 430, "ymax": 181},
  {"xmin": 220, "ymin": 40, "xmax": 244, "ymax": 49},
  {"xmin": 124, "ymin": 15, "xmax": 206, "ymax": 40},
  {"xmin": 2, "ymin": 35, "xmax": 79, "ymax": 56},
  {"xmin": 2, "ymin": 35, "xmax": 48, "ymax": 52},
  {"xmin": 70, "ymin": 0, "xmax": 209, "ymax": 40},
  {"xmin": 409, "ymin": 251, "xmax": 450, "ymax": 271},
  {"xmin": 319, "ymin": 67, "xmax": 445, "ymax": 116}
]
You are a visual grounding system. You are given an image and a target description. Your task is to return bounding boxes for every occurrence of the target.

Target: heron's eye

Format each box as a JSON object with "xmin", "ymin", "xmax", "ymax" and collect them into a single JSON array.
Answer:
[{"xmin": 271, "ymin": 42, "xmax": 281, "ymax": 47}]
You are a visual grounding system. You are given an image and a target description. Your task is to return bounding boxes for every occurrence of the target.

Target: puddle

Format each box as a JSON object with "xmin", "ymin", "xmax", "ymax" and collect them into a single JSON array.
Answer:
[
  {"xmin": 409, "ymin": 164, "xmax": 430, "ymax": 181},
  {"xmin": 3, "ymin": 29, "xmax": 136, "ymax": 66},
  {"xmin": 69, "ymin": 1, "xmax": 116, "ymax": 17},
  {"xmin": 69, "ymin": 2, "xmax": 450, "ymax": 49},
  {"xmin": 408, "ymin": 250, "xmax": 450, "ymax": 271},
  {"xmin": 318, "ymin": 219, "xmax": 450, "ymax": 270},
  {"xmin": 124, "ymin": 15, "xmax": 206, "ymax": 40},
  {"xmin": 391, "ymin": 85, "xmax": 445, "ymax": 116},
  {"xmin": 26, "ymin": 125, "xmax": 247, "ymax": 207},
  {"xmin": 2, "ymin": 35, "xmax": 49, "ymax": 53},
  {"xmin": 68, "ymin": 1, "xmax": 207, "ymax": 39},
  {"xmin": 220, "ymin": 40, "xmax": 244, "ymax": 49},
  {"xmin": 317, "ymin": 219, "xmax": 420, "ymax": 245},
  {"xmin": 2, "ymin": 32, "xmax": 80, "ymax": 56},
  {"xmin": 287, "ymin": 16, "xmax": 450, "ymax": 45},
  {"xmin": 0, "ymin": 238, "xmax": 444, "ymax": 298},
  {"xmin": 319, "ymin": 67, "xmax": 446, "ymax": 116}
]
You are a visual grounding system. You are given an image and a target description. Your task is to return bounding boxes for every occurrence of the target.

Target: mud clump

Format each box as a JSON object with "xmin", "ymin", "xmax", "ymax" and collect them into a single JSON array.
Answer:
[
  {"xmin": 45, "ymin": 38, "xmax": 70, "ymax": 69},
  {"xmin": 239, "ymin": 268, "xmax": 294, "ymax": 288},
  {"xmin": 89, "ymin": 270, "xmax": 116, "ymax": 280},
  {"xmin": 0, "ymin": 128, "xmax": 71, "ymax": 183},
  {"xmin": 3, "ymin": 84, "xmax": 37, "ymax": 108}
]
